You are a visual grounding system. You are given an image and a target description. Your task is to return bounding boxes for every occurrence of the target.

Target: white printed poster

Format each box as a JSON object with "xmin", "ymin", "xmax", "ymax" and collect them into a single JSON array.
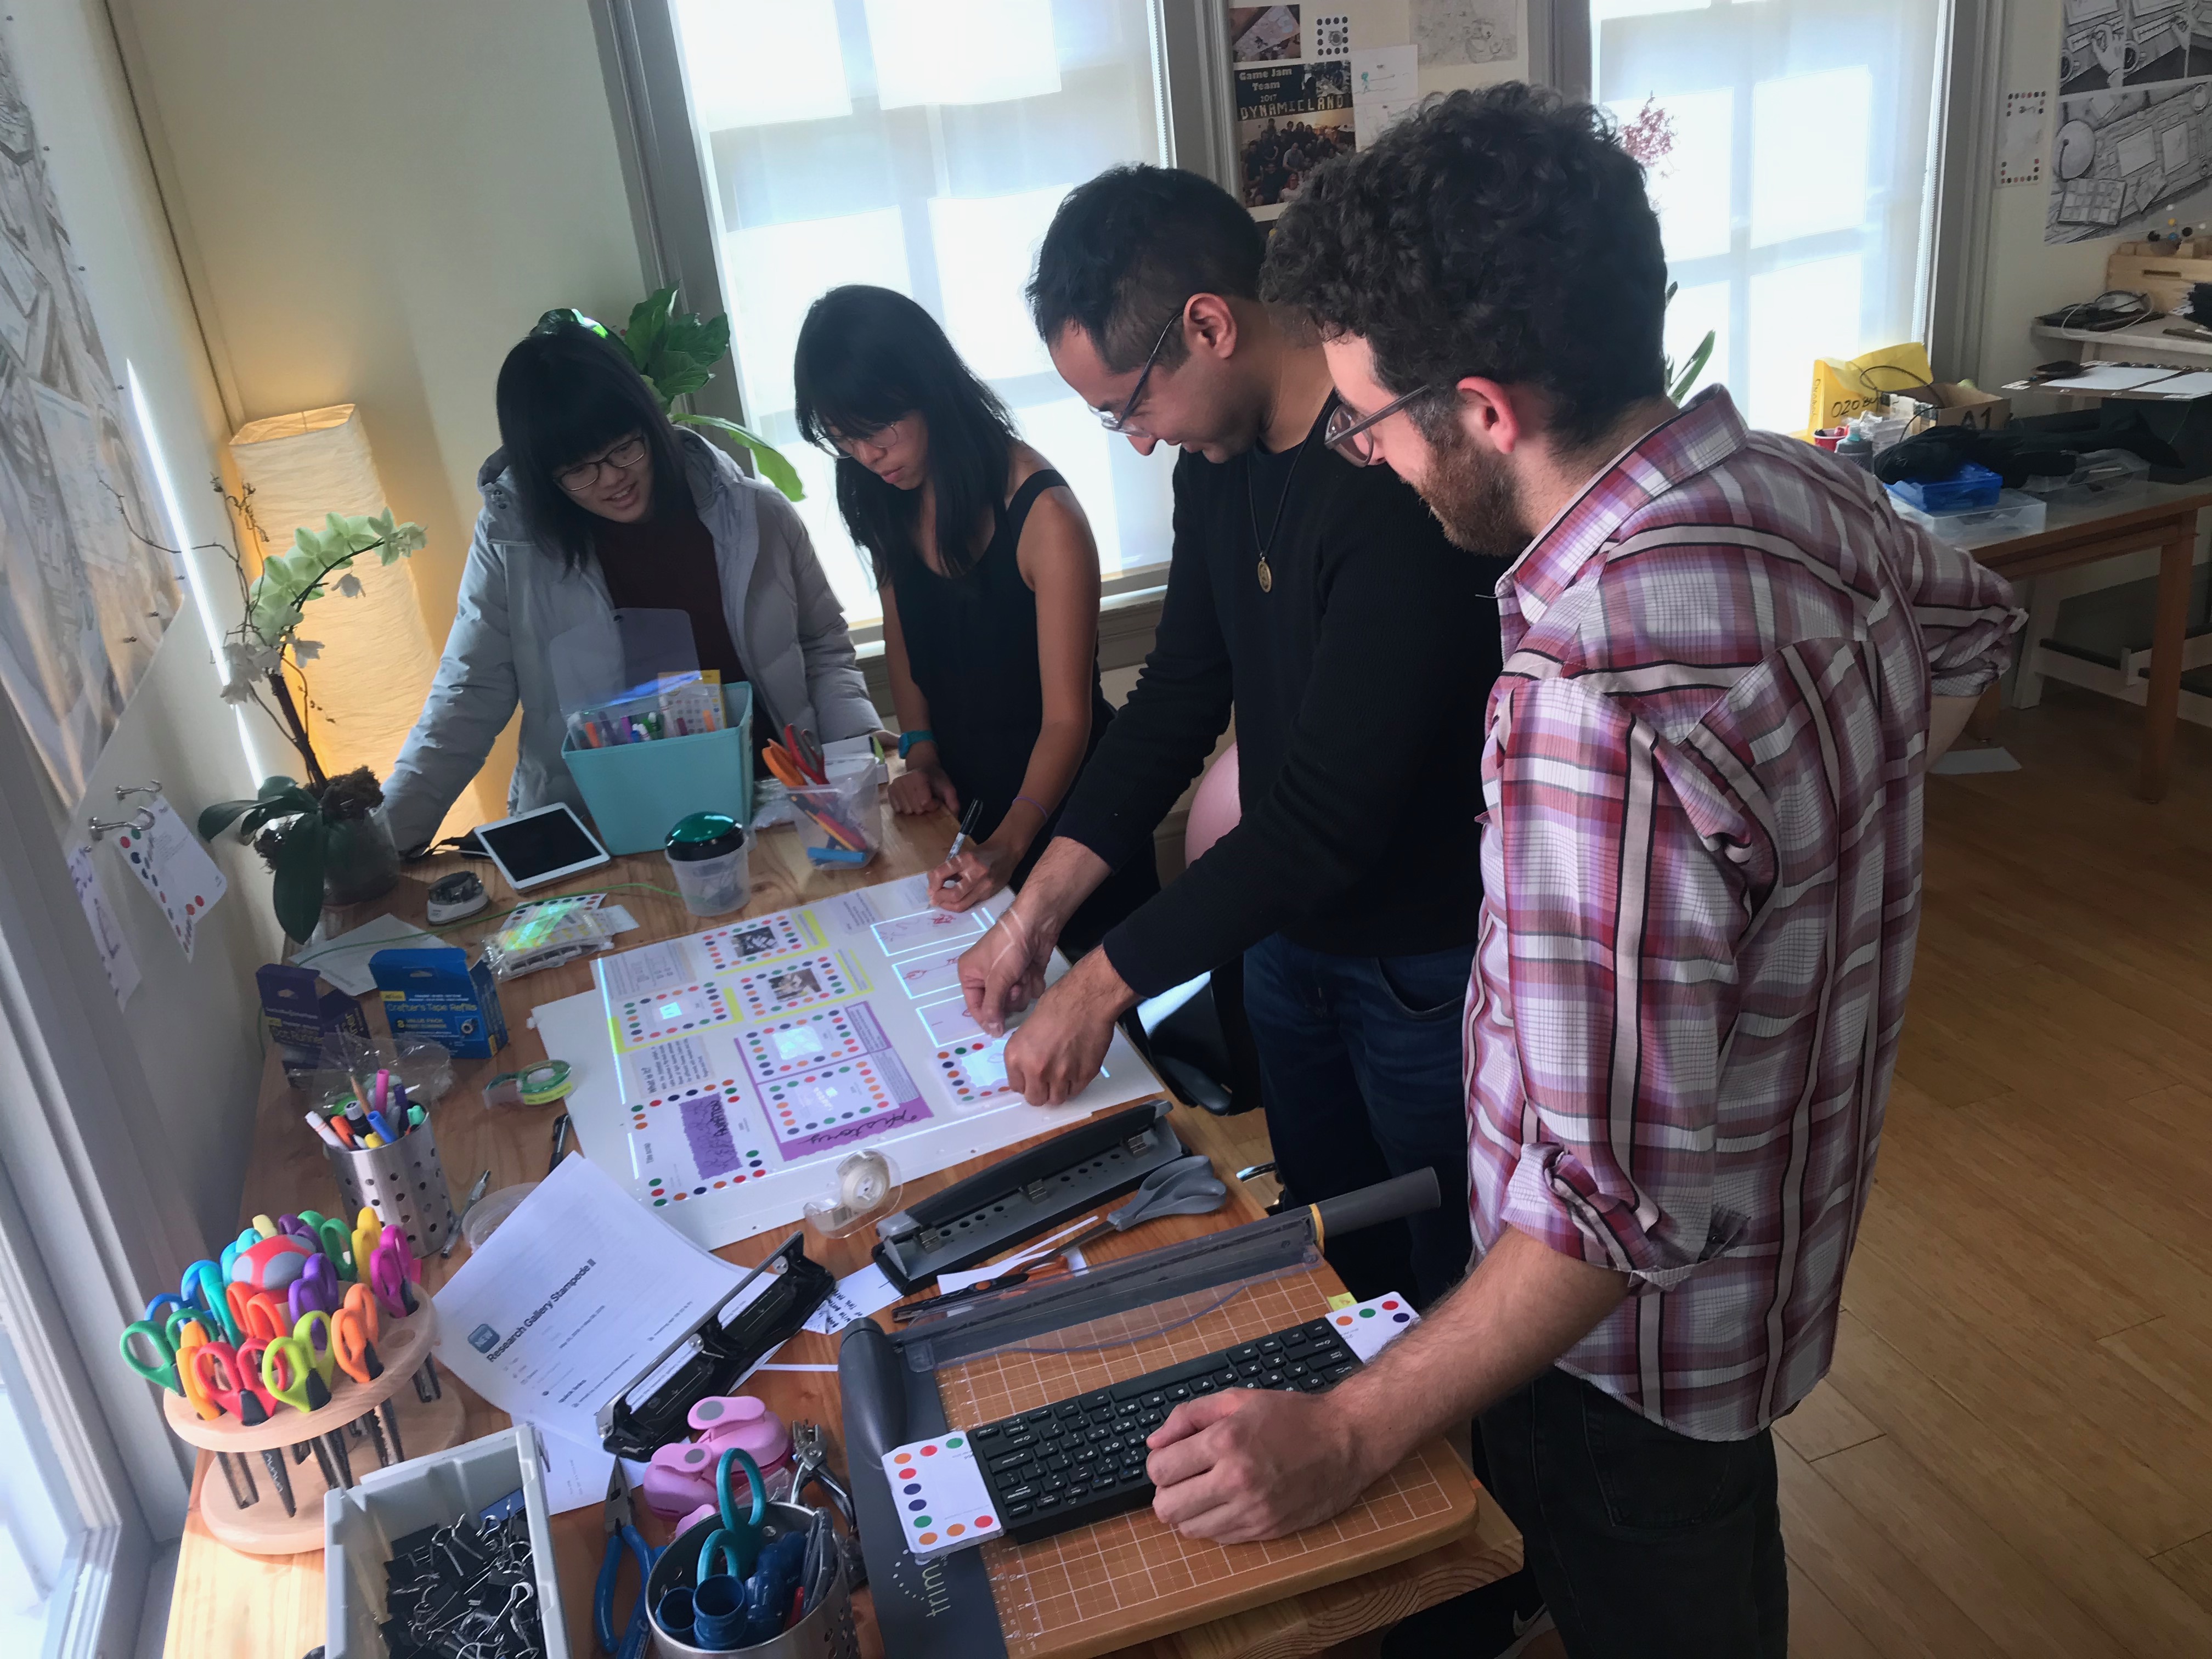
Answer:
[
  {"xmin": 555, "ymin": 873, "xmax": 1163, "ymax": 1249},
  {"xmin": 2047, "ymin": 4, "xmax": 2212, "ymax": 242}
]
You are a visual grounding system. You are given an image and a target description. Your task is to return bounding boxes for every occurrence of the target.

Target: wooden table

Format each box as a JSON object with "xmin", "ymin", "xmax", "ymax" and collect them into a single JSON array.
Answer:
[
  {"xmin": 161, "ymin": 806, "xmax": 1516, "ymax": 1659},
  {"xmin": 1968, "ymin": 480, "xmax": 2212, "ymax": 802}
]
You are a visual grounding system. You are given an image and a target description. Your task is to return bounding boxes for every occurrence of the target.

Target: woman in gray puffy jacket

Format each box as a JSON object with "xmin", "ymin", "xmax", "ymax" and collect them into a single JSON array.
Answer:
[{"xmin": 381, "ymin": 321, "xmax": 881, "ymax": 854}]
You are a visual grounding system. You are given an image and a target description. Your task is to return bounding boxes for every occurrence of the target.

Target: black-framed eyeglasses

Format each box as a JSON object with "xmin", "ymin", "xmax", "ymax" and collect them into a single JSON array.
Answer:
[
  {"xmin": 1324, "ymin": 385, "xmax": 1437, "ymax": 464},
  {"xmin": 556, "ymin": 433, "xmax": 648, "ymax": 494},
  {"xmin": 1097, "ymin": 301, "xmax": 1191, "ymax": 435}
]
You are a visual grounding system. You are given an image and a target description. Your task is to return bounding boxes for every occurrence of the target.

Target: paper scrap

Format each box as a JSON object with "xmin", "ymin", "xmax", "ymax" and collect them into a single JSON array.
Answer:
[
  {"xmin": 110, "ymin": 795, "xmax": 227, "ymax": 961},
  {"xmin": 2128, "ymin": 369, "xmax": 2212, "ymax": 397},
  {"xmin": 294, "ymin": 911, "xmax": 440, "ymax": 996},
  {"xmin": 66, "ymin": 843, "xmax": 138, "ymax": 1007},
  {"xmin": 1327, "ymin": 1291, "xmax": 1356, "ymax": 1311},
  {"xmin": 935, "ymin": 1213, "xmax": 1101, "ymax": 1293},
  {"xmin": 802, "ymin": 1262, "xmax": 904, "ymax": 1335},
  {"xmin": 1999, "ymin": 89, "xmax": 2048, "ymax": 188},
  {"xmin": 432, "ymin": 1154, "xmax": 744, "ymax": 1446},
  {"xmin": 1351, "ymin": 44, "xmax": 1418, "ymax": 149},
  {"xmin": 528, "ymin": 1422, "xmax": 616, "ymax": 1514},
  {"xmin": 2038, "ymin": 364, "xmax": 2182, "ymax": 392}
]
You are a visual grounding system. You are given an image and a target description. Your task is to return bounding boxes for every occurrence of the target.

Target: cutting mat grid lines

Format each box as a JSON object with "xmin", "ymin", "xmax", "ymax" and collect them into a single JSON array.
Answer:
[{"xmin": 932, "ymin": 1271, "xmax": 1468, "ymax": 1657}]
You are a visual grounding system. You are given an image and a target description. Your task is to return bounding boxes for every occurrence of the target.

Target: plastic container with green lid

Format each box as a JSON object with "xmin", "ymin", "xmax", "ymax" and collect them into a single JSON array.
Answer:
[{"xmin": 664, "ymin": 811, "xmax": 752, "ymax": 917}]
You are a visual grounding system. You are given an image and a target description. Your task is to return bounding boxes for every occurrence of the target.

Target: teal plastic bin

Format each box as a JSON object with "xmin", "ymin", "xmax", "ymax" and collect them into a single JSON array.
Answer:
[{"xmin": 562, "ymin": 682, "xmax": 754, "ymax": 854}]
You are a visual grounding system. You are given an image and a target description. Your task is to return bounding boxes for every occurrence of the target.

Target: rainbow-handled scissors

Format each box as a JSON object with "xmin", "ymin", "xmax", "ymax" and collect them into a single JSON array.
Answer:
[
  {"xmin": 181, "ymin": 1260, "xmax": 239, "ymax": 1344},
  {"xmin": 294, "ymin": 1309, "xmax": 338, "ymax": 1394},
  {"xmin": 351, "ymin": 1209, "xmax": 381, "ymax": 1280},
  {"xmin": 118, "ymin": 1318, "xmax": 183, "ymax": 1393},
  {"xmin": 240, "ymin": 1291, "xmax": 295, "ymax": 1345},
  {"xmin": 165, "ymin": 1304, "xmax": 218, "ymax": 1352},
  {"xmin": 369, "ymin": 1228, "xmax": 416, "ymax": 1320},
  {"xmin": 189, "ymin": 1339, "xmax": 275, "ymax": 1425},
  {"xmin": 312, "ymin": 1214, "xmax": 355, "ymax": 1280},
  {"xmin": 260, "ymin": 1331, "xmax": 331, "ymax": 1414},
  {"xmin": 174, "ymin": 1324, "xmax": 221, "ymax": 1423},
  {"xmin": 289, "ymin": 1254, "xmax": 341, "ymax": 1324}
]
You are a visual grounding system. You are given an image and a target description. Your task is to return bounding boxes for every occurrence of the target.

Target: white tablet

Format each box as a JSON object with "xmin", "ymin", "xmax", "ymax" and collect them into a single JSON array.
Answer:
[{"xmin": 473, "ymin": 803, "xmax": 611, "ymax": 891}]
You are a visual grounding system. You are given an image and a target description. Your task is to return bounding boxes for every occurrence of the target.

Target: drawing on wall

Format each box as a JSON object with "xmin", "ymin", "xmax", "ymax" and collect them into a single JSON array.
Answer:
[
  {"xmin": 1229, "ymin": 6, "xmax": 1302, "ymax": 63},
  {"xmin": 1235, "ymin": 61, "xmax": 1355, "ymax": 213},
  {"xmin": 2046, "ymin": 3, "xmax": 2212, "ymax": 240},
  {"xmin": 0, "ymin": 30, "xmax": 181, "ymax": 802},
  {"xmin": 2046, "ymin": 78, "xmax": 2212, "ymax": 241},
  {"xmin": 2056, "ymin": 0, "xmax": 2212, "ymax": 97},
  {"xmin": 1413, "ymin": 0, "xmax": 1517, "ymax": 69}
]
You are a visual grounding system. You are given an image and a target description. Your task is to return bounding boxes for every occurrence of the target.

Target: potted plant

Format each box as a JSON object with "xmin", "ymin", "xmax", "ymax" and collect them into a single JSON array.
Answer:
[
  {"xmin": 542, "ymin": 286, "xmax": 805, "ymax": 500},
  {"xmin": 196, "ymin": 501, "xmax": 427, "ymax": 943}
]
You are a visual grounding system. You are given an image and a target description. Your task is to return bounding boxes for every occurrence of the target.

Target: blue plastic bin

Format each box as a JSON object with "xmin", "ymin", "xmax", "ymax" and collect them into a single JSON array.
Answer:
[
  {"xmin": 562, "ymin": 682, "xmax": 753, "ymax": 854},
  {"xmin": 1887, "ymin": 462, "xmax": 2001, "ymax": 514}
]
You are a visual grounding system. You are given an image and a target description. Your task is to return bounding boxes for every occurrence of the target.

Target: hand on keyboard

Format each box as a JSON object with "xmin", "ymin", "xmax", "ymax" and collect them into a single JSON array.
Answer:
[{"xmin": 1144, "ymin": 1386, "xmax": 1378, "ymax": 1544}]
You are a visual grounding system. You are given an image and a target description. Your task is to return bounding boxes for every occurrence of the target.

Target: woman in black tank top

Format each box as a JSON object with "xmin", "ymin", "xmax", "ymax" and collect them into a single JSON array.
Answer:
[{"xmin": 792, "ymin": 285, "xmax": 1157, "ymax": 953}]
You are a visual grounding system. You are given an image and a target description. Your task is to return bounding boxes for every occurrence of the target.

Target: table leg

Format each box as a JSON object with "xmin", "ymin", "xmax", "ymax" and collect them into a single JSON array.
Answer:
[
  {"xmin": 2138, "ymin": 524, "xmax": 2197, "ymax": 802},
  {"xmin": 1967, "ymin": 684, "xmax": 2002, "ymax": 742}
]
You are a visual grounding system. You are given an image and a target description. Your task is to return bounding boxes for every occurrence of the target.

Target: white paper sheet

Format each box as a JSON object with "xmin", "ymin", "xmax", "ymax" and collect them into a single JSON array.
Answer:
[
  {"xmin": 935, "ymin": 1214, "xmax": 1098, "ymax": 1293},
  {"xmin": 2128, "ymin": 369, "xmax": 2212, "ymax": 397},
  {"xmin": 800, "ymin": 1262, "xmax": 903, "ymax": 1334},
  {"xmin": 66, "ymin": 843, "xmax": 138, "ymax": 1008},
  {"xmin": 294, "ymin": 911, "xmax": 441, "ymax": 995},
  {"xmin": 431, "ymin": 1154, "xmax": 745, "ymax": 1446},
  {"xmin": 528, "ymin": 1422, "xmax": 617, "ymax": 1514},
  {"xmin": 110, "ymin": 796, "xmax": 228, "ymax": 961},
  {"xmin": 2039, "ymin": 364, "xmax": 2182, "ymax": 392}
]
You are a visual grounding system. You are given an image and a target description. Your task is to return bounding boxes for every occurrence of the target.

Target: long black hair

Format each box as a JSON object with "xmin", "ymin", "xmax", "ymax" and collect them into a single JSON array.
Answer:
[
  {"xmin": 494, "ymin": 319, "xmax": 692, "ymax": 571},
  {"xmin": 792, "ymin": 285, "xmax": 1014, "ymax": 583}
]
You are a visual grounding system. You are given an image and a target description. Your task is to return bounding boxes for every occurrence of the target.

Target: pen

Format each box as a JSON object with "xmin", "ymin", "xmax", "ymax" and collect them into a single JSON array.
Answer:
[
  {"xmin": 941, "ymin": 799, "xmax": 985, "ymax": 885},
  {"xmin": 304, "ymin": 1112, "xmax": 343, "ymax": 1149}
]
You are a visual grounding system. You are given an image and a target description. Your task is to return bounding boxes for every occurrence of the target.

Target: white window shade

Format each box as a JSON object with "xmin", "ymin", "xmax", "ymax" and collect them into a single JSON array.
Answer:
[
  {"xmin": 1593, "ymin": 0, "xmax": 1943, "ymax": 433},
  {"xmin": 670, "ymin": 0, "xmax": 1174, "ymax": 628}
]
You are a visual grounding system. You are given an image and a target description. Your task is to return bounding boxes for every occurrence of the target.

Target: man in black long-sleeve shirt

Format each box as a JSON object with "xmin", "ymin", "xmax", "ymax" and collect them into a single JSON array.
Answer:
[{"xmin": 957, "ymin": 166, "xmax": 1501, "ymax": 1306}]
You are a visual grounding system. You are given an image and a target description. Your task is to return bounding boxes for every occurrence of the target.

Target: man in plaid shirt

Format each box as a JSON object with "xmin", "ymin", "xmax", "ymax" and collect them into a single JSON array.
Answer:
[{"xmin": 1142, "ymin": 86, "xmax": 2023, "ymax": 1655}]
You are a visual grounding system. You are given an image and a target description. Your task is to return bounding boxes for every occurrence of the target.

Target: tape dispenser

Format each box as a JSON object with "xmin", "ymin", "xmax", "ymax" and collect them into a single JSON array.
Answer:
[{"xmin": 803, "ymin": 1149, "xmax": 902, "ymax": 1239}]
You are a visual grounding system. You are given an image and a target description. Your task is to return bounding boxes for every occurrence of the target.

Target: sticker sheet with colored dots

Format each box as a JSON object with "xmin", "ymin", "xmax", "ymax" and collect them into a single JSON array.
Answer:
[
  {"xmin": 879, "ymin": 1434, "xmax": 1001, "ymax": 1559},
  {"xmin": 733, "ymin": 951, "xmax": 860, "ymax": 1018},
  {"xmin": 614, "ymin": 980, "xmax": 730, "ymax": 1051},
  {"xmin": 582, "ymin": 872, "xmax": 1164, "ymax": 1245}
]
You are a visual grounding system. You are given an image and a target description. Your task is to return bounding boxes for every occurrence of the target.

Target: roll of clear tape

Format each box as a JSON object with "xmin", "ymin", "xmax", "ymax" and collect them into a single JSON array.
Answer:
[{"xmin": 803, "ymin": 1151, "xmax": 901, "ymax": 1239}]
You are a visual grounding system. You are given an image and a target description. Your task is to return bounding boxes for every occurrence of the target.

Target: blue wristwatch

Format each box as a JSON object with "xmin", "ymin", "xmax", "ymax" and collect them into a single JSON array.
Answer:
[{"xmin": 897, "ymin": 729, "xmax": 935, "ymax": 759}]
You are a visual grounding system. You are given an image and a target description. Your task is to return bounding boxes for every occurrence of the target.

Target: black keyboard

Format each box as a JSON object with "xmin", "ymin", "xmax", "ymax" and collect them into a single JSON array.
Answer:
[{"xmin": 968, "ymin": 1317, "xmax": 1363, "ymax": 1544}]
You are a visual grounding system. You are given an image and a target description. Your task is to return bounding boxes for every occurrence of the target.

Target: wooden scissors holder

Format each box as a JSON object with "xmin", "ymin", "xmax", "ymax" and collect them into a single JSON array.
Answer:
[
  {"xmin": 163, "ymin": 1304, "xmax": 465, "ymax": 1555},
  {"xmin": 324, "ymin": 1117, "xmax": 457, "ymax": 1257}
]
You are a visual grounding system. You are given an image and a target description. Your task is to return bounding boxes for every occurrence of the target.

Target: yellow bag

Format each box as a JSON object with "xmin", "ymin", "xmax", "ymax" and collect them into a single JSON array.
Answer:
[{"xmin": 1808, "ymin": 342, "xmax": 1934, "ymax": 433}]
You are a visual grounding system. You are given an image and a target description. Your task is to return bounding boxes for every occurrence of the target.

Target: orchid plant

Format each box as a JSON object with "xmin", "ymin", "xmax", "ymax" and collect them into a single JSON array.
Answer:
[
  {"xmin": 199, "ymin": 488, "xmax": 426, "ymax": 940},
  {"xmin": 215, "ymin": 488, "xmax": 426, "ymax": 789}
]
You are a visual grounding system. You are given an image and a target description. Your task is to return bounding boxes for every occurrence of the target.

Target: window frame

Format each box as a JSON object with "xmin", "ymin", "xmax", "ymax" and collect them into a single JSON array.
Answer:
[
  {"xmin": 590, "ymin": 0, "xmax": 1236, "ymax": 644},
  {"xmin": 1530, "ymin": 0, "xmax": 1999, "ymax": 389}
]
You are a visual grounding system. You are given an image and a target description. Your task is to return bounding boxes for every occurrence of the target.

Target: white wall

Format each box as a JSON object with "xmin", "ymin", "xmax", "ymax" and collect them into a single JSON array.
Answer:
[
  {"xmin": 1977, "ymin": 0, "xmax": 2119, "ymax": 389},
  {"xmin": 112, "ymin": 0, "xmax": 650, "ymax": 837},
  {"xmin": 7, "ymin": 0, "xmax": 280, "ymax": 1256}
]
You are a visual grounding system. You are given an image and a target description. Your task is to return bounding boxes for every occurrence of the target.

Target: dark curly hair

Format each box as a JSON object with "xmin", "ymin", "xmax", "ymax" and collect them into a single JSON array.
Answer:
[
  {"xmin": 1028, "ymin": 165, "xmax": 1267, "ymax": 372},
  {"xmin": 1262, "ymin": 83, "xmax": 1668, "ymax": 451}
]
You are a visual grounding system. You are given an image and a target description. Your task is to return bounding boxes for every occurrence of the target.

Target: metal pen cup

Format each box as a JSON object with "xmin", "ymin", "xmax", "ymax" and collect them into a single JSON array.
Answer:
[
  {"xmin": 646, "ymin": 1502, "xmax": 857, "ymax": 1658},
  {"xmin": 323, "ymin": 1116, "xmax": 456, "ymax": 1259}
]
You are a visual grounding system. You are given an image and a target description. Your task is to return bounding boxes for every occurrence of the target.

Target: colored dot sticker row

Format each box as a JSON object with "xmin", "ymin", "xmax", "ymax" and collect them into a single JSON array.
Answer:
[{"xmin": 646, "ymin": 1150, "xmax": 764, "ymax": 1207}]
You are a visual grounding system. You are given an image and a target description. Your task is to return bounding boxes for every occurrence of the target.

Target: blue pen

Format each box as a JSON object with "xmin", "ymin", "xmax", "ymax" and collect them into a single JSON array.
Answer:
[{"xmin": 369, "ymin": 1109, "xmax": 397, "ymax": 1142}]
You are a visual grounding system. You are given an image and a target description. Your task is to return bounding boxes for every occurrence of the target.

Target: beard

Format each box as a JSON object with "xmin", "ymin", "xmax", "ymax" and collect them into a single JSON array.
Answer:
[{"xmin": 1418, "ymin": 422, "xmax": 1530, "ymax": 558}]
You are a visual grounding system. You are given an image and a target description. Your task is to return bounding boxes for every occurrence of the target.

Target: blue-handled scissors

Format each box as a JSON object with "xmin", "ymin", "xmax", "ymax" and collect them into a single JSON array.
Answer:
[
  {"xmin": 696, "ymin": 1448, "xmax": 767, "ymax": 1586},
  {"xmin": 594, "ymin": 1461, "xmax": 663, "ymax": 1659},
  {"xmin": 180, "ymin": 1260, "xmax": 238, "ymax": 1344}
]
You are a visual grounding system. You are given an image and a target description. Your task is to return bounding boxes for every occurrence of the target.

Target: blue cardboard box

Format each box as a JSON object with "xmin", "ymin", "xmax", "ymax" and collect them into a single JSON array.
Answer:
[
  {"xmin": 370, "ymin": 945, "xmax": 509, "ymax": 1059},
  {"xmin": 256, "ymin": 962, "xmax": 372, "ymax": 1082}
]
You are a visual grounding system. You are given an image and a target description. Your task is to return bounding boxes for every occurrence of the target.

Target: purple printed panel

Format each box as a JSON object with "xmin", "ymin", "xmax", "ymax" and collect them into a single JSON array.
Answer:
[
  {"xmin": 768, "ymin": 1049, "xmax": 932, "ymax": 1163},
  {"xmin": 679, "ymin": 1094, "xmax": 743, "ymax": 1178}
]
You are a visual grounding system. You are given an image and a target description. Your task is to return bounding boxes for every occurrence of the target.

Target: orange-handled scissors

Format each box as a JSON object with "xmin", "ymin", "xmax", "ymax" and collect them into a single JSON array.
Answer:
[
  {"xmin": 341, "ymin": 1280, "xmax": 381, "ymax": 1344},
  {"xmin": 332, "ymin": 1304, "xmax": 383, "ymax": 1386},
  {"xmin": 238, "ymin": 1291, "xmax": 295, "ymax": 1344},
  {"xmin": 175, "ymin": 1324, "xmax": 221, "ymax": 1423}
]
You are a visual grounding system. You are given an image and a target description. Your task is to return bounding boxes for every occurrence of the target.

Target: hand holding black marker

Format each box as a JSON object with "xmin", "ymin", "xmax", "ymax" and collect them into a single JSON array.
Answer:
[{"xmin": 934, "ymin": 799, "xmax": 985, "ymax": 899}]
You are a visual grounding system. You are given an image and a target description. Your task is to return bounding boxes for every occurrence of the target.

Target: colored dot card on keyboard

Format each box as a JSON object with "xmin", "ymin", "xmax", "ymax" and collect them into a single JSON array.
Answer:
[
  {"xmin": 1329, "ymin": 1292, "xmax": 1420, "ymax": 1361},
  {"xmin": 882, "ymin": 1432, "xmax": 1002, "ymax": 1559}
]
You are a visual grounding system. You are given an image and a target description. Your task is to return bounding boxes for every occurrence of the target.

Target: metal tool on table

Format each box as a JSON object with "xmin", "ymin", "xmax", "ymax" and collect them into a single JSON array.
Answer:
[
  {"xmin": 595, "ymin": 1459, "xmax": 663, "ymax": 1659},
  {"xmin": 549, "ymin": 1110, "xmax": 573, "ymax": 1175},
  {"xmin": 443, "ymin": 1167, "xmax": 494, "ymax": 1259},
  {"xmin": 874, "ymin": 1100, "xmax": 1191, "ymax": 1293},
  {"xmin": 893, "ymin": 1152, "xmax": 1228, "ymax": 1323},
  {"xmin": 840, "ymin": 1168, "xmax": 1444, "ymax": 1659},
  {"xmin": 788, "ymin": 1419, "xmax": 863, "ymax": 1589}
]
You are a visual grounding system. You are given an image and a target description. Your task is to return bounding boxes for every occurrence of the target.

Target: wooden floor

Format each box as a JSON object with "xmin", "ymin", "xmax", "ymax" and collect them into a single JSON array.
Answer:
[{"xmin": 1311, "ymin": 684, "xmax": 2212, "ymax": 1658}]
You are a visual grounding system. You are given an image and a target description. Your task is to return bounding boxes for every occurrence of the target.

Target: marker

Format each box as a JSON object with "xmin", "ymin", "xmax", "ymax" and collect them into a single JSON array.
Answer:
[{"xmin": 304, "ymin": 1112, "xmax": 343, "ymax": 1150}]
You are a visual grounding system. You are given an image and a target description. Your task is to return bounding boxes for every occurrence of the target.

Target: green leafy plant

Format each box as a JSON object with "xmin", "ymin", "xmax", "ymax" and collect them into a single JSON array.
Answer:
[
  {"xmin": 197, "ymin": 767, "xmax": 388, "ymax": 943},
  {"xmin": 543, "ymin": 286, "xmax": 804, "ymax": 501},
  {"xmin": 196, "ymin": 494, "xmax": 421, "ymax": 939},
  {"xmin": 1664, "ymin": 282, "xmax": 1716, "ymax": 405}
]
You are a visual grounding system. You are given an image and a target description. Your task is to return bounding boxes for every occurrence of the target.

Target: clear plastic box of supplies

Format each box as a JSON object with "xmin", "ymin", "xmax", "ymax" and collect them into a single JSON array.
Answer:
[{"xmin": 1887, "ymin": 487, "xmax": 2046, "ymax": 548}]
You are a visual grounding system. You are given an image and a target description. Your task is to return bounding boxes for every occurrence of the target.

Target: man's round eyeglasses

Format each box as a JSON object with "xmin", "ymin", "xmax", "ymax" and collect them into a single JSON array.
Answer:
[
  {"xmin": 1324, "ymin": 386, "xmax": 1435, "ymax": 465},
  {"xmin": 1096, "ymin": 304, "xmax": 1189, "ymax": 435},
  {"xmin": 557, "ymin": 434, "xmax": 647, "ymax": 494}
]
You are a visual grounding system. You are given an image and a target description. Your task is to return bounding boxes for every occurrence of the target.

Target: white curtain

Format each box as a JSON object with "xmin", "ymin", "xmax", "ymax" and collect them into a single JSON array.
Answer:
[
  {"xmin": 671, "ymin": 0, "xmax": 1176, "ymax": 625},
  {"xmin": 1593, "ymin": 0, "xmax": 1943, "ymax": 433}
]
